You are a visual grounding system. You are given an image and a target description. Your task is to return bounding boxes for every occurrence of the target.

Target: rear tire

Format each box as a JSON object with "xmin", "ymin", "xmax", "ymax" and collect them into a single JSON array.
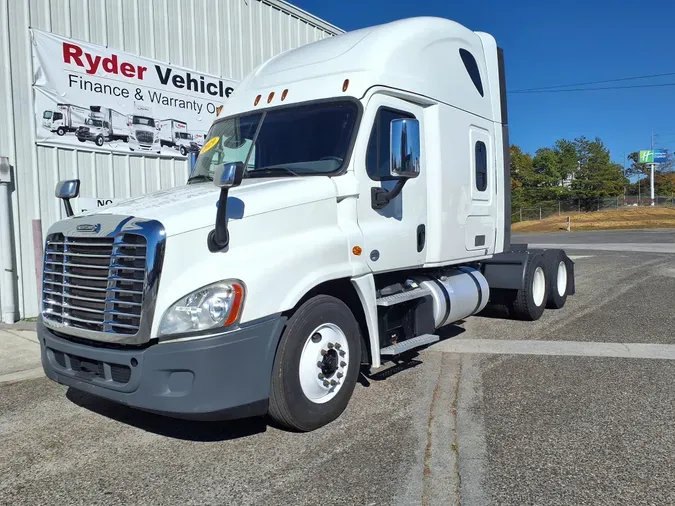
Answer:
[
  {"xmin": 512, "ymin": 254, "xmax": 548, "ymax": 321},
  {"xmin": 268, "ymin": 294, "xmax": 361, "ymax": 432},
  {"xmin": 546, "ymin": 250, "xmax": 569, "ymax": 309}
]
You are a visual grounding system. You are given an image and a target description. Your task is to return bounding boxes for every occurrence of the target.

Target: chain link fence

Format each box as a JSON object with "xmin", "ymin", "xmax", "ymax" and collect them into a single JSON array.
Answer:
[{"xmin": 512, "ymin": 195, "xmax": 675, "ymax": 223}]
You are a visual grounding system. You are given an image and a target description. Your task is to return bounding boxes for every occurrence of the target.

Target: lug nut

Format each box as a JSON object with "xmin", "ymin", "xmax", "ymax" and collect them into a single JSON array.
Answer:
[
  {"xmin": 323, "ymin": 380, "xmax": 330, "ymax": 387},
  {"xmin": 317, "ymin": 361, "xmax": 323, "ymax": 368},
  {"xmin": 334, "ymin": 343, "xmax": 341, "ymax": 349},
  {"xmin": 311, "ymin": 333, "xmax": 322, "ymax": 343},
  {"xmin": 318, "ymin": 373, "xmax": 325, "ymax": 379},
  {"xmin": 327, "ymin": 342, "xmax": 334, "ymax": 349},
  {"xmin": 339, "ymin": 350, "xmax": 346, "ymax": 357},
  {"xmin": 321, "ymin": 349, "xmax": 327, "ymax": 356},
  {"xmin": 330, "ymin": 380, "xmax": 337, "ymax": 386},
  {"xmin": 340, "ymin": 361, "xmax": 346, "ymax": 367},
  {"xmin": 337, "ymin": 372, "xmax": 343, "ymax": 378}
]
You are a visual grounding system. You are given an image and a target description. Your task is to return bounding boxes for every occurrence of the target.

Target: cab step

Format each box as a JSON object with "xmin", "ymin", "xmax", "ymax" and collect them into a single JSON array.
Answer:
[
  {"xmin": 380, "ymin": 334, "xmax": 440, "ymax": 356},
  {"xmin": 376, "ymin": 287, "xmax": 430, "ymax": 307}
]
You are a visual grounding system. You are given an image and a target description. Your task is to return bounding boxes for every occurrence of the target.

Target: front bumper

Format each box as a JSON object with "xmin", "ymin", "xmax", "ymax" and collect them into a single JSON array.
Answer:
[
  {"xmin": 77, "ymin": 132, "xmax": 97, "ymax": 141},
  {"xmin": 39, "ymin": 316, "xmax": 286, "ymax": 421},
  {"xmin": 129, "ymin": 138, "xmax": 159, "ymax": 151}
]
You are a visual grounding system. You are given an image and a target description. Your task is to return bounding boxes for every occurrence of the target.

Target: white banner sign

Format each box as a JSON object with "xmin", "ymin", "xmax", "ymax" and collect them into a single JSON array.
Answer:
[
  {"xmin": 30, "ymin": 28, "xmax": 237, "ymax": 158},
  {"xmin": 77, "ymin": 197, "xmax": 122, "ymax": 214}
]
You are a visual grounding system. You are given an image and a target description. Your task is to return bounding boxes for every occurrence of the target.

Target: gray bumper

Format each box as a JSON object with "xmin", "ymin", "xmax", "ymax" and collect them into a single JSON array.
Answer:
[{"xmin": 39, "ymin": 317, "xmax": 286, "ymax": 421}]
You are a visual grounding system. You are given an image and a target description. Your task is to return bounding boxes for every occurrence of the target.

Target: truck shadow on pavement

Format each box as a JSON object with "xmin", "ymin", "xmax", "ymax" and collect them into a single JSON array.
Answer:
[{"xmin": 65, "ymin": 388, "xmax": 267, "ymax": 442}]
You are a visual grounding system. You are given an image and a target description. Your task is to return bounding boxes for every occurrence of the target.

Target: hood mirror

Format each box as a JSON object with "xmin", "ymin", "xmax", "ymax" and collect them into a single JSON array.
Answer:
[
  {"xmin": 55, "ymin": 179, "xmax": 80, "ymax": 217},
  {"xmin": 208, "ymin": 162, "xmax": 244, "ymax": 252},
  {"xmin": 214, "ymin": 162, "xmax": 244, "ymax": 189}
]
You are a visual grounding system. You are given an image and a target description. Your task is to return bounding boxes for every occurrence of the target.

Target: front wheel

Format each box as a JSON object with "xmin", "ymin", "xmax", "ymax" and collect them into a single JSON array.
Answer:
[
  {"xmin": 268, "ymin": 294, "xmax": 362, "ymax": 432},
  {"xmin": 95, "ymin": 135, "xmax": 104, "ymax": 146},
  {"xmin": 56, "ymin": 127, "xmax": 65, "ymax": 136},
  {"xmin": 179, "ymin": 146, "xmax": 187, "ymax": 156}
]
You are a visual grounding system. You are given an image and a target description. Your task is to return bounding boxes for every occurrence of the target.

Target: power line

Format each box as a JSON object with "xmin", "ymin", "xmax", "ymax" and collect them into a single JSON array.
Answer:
[
  {"xmin": 509, "ymin": 82, "xmax": 675, "ymax": 94},
  {"xmin": 511, "ymin": 71, "xmax": 675, "ymax": 93}
]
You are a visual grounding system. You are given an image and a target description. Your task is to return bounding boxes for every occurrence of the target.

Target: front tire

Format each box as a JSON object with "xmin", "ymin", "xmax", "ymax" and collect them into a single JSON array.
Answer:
[
  {"xmin": 180, "ymin": 145, "xmax": 187, "ymax": 156},
  {"xmin": 56, "ymin": 127, "xmax": 65, "ymax": 136},
  {"xmin": 95, "ymin": 135, "xmax": 104, "ymax": 146},
  {"xmin": 512, "ymin": 254, "xmax": 548, "ymax": 321},
  {"xmin": 269, "ymin": 294, "xmax": 361, "ymax": 432}
]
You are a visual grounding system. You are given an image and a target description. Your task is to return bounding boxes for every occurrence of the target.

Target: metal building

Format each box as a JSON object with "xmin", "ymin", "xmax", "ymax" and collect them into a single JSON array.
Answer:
[{"xmin": 0, "ymin": 0, "xmax": 341, "ymax": 323}]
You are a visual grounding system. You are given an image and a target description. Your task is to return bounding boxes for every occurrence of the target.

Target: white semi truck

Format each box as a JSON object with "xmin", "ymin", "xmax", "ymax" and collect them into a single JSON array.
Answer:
[
  {"xmin": 75, "ymin": 106, "xmax": 129, "ymax": 146},
  {"xmin": 159, "ymin": 119, "xmax": 200, "ymax": 156},
  {"xmin": 42, "ymin": 103, "xmax": 88, "ymax": 136},
  {"xmin": 39, "ymin": 17, "xmax": 575, "ymax": 431},
  {"xmin": 128, "ymin": 104, "xmax": 161, "ymax": 154}
]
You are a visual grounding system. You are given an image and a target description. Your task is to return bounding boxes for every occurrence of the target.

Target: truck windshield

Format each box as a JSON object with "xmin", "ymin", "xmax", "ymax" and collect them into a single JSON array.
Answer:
[
  {"xmin": 189, "ymin": 100, "xmax": 358, "ymax": 182},
  {"xmin": 43, "ymin": 111, "xmax": 53, "ymax": 119},
  {"xmin": 133, "ymin": 116, "xmax": 156, "ymax": 127},
  {"xmin": 86, "ymin": 119, "xmax": 104, "ymax": 127}
]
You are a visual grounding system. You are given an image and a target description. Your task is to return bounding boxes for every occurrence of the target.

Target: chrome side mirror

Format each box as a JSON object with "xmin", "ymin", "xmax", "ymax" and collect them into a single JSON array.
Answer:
[
  {"xmin": 213, "ymin": 162, "xmax": 244, "ymax": 189},
  {"xmin": 371, "ymin": 119, "xmax": 422, "ymax": 210},
  {"xmin": 55, "ymin": 179, "xmax": 80, "ymax": 217},
  {"xmin": 390, "ymin": 118, "xmax": 421, "ymax": 178}
]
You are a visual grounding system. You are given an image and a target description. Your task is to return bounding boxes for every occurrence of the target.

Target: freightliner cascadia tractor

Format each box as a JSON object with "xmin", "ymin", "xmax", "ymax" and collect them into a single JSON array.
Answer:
[{"xmin": 40, "ymin": 17, "xmax": 575, "ymax": 431}]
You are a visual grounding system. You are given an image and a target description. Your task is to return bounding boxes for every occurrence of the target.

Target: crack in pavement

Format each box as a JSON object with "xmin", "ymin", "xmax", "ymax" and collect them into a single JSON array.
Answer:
[{"xmin": 421, "ymin": 352, "xmax": 461, "ymax": 506}]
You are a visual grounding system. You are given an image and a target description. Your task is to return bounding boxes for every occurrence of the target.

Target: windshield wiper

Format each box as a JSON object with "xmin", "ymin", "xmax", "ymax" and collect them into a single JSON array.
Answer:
[
  {"xmin": 187, "ymin": 174, "xmax": 213, "ymax": 183},
  {"xmin": 247, "ymin": 167, "xmax": 300, "ymax": 178}
]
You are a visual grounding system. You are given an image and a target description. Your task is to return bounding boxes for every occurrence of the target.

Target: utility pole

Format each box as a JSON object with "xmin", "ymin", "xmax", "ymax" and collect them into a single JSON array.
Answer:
[
  {"xmin": 622, "ymin": 151, "xmax": 626, "ymax": 200},
  {"xmin": 651, "ymin": 129, "xmax": 655, "ymax": 206}
]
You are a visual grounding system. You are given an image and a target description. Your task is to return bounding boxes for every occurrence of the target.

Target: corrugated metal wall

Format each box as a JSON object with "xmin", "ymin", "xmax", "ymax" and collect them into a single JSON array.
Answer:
[{"xmin": 0, "ymin": 0, "xmax": 341, "ymax": 322}]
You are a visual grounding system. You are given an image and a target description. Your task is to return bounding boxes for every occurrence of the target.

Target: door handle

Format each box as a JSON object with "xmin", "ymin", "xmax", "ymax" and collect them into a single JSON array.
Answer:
[{"xmin": 417, "ymin": 224, "xmax": 426, "ymax": 252}]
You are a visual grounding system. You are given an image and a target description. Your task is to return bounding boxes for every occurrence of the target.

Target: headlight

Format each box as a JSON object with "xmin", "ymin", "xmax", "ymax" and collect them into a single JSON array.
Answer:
[{"xmin": 158, "ymin": 280, "xmax": 245, "ymax": 336}]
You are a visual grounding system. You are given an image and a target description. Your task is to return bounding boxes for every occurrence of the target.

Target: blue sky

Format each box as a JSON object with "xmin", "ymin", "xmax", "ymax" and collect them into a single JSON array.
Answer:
[{"xmin": 292, "ymin": 0, "xmax": 675, "ymax": 168}]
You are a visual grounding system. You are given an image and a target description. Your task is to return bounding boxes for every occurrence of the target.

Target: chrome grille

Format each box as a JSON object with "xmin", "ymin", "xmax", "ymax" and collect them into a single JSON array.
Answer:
[
  {"xmin": 136, "ymin": 131, "xmax": 154, "ymax": 144},
  {"xmin": 43, "ymin": 233, "xmax": 148, "ymax": 335}
]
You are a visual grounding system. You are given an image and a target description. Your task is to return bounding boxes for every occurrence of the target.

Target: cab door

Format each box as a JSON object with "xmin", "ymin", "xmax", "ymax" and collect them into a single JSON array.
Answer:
[{"xmin": 354, "ymin": 95, "xmax": 427, "ymax": 273}]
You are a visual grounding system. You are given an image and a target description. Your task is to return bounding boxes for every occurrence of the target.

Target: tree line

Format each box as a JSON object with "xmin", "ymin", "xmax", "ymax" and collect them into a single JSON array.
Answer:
[{"xmin": 510, "ymin": 136, "xmax": 675, "ymax": 211}]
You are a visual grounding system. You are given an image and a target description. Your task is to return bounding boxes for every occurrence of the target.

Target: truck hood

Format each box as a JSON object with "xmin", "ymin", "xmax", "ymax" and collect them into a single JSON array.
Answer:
[{"xmin": 78, "ymin": 177, "xmax": 341, "ymax": 236}]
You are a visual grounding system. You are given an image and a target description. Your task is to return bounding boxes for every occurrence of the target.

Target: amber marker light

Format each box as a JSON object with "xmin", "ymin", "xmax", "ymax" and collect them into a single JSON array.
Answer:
[
  {"xmin": 267, "ymin": 92, "xmax": 275, "ymax": 103},
  {"xmin": 342, "ymin": 79, "xmax": 350, "ymax": 92},
  {"xmin": 352, "ymin": 246, "xmax": 362, "ymax": 256},
  {"xmin": 224, "ymin": 283, "xmax": 245, "ymax": 327},
  {"xmin": 281, "ymin": 89, "xmax": 289, "ymax": 101},
  {"xmin": 254, "ymin": 95, "xmax": 261, "ymax": 106}
]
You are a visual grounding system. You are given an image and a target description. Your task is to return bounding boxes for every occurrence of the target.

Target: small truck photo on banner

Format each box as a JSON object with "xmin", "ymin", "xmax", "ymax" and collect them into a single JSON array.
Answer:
[{"xmin": 30, "ymin": 28, "xmax": 237, "ymax": 158}]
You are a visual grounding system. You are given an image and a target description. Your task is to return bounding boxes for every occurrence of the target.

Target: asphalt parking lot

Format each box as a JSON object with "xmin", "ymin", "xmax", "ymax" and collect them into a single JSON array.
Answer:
[{"xmin": 2, "ymin": 229, "xmax": 675, "ymax": 506}]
